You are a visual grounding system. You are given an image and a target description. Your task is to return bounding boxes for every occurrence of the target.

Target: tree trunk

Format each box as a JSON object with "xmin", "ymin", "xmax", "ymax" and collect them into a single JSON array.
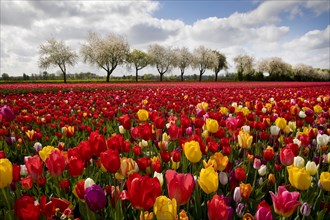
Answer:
[
  {"xmin": 181, "ymin": 70, "xmax": 184, "ymax": 81},
  {"xmin": 215, "ymin": 73, "xmax": 218, "ymax": 82},
  {"xmin": 136, "ymin": 68, "xmax": 138, "ymax": 82},
  {"xmin": 63, "ymin": 72, "xmax": 67, "ymax": 83},
  {"xmin": 106, "ymin": 71, "xmax": 110, "ymax": 82},
  {"xmin": 160, "ymin": 73, "xmax": 163, "ymax": 82}
]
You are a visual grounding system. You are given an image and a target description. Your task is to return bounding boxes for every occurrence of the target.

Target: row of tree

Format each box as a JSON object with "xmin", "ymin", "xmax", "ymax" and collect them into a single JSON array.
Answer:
[{"xmin": 37, "ymin": 32, "xmax": 330, "ymax": 83}]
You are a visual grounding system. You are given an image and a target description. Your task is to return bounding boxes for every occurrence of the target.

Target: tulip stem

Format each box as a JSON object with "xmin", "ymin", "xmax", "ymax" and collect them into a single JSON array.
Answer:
[{"xmin": 1, "ymin": 188, "xmax": 13, "ymax": 220}]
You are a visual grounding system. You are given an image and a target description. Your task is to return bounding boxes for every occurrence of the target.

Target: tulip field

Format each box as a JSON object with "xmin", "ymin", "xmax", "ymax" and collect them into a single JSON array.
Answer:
[{"xmin": 1, "ymin": 81, "xmax": 330, "ymax": 220}]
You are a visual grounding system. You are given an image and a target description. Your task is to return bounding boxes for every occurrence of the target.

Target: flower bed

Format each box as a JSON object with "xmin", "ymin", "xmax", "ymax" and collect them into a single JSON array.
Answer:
[{"xmin": 0, "ymin": 82, "xmax": 329, "ymax": 220}]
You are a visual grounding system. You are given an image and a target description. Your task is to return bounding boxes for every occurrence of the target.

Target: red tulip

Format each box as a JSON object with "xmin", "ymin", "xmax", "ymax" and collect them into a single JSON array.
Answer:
[
  {"xmin": 67, "ymin": 156, "xmax": 85, "ymax": 177},
  {"xmin": 263, "ymin": 147, "xmax": 274, "ymax": 161},
  {"xmin": 165, "ymin": 170, "xmax": 195, "ymax": 206},
  {"xmin": 14, "ymin": 195, "xmax": 40, "ymax": 220},
  {"xmin": 171, "ymin": 148, "xmax": 181, "ymax": 162},
  {"xmin": 119, "ymin": 114, "xmax": 131, "ymax": 130},
  {"xmin": 45, "ymin": 150, "xmax": 66, "ymax": 177},
  {"xmin": 73, "ymin": 180, "xmax": 86, "ymax": 200},
  {"xmin": 78, "ymin": 141, "xmax": 93, "ymax": 161},
  {"xmin": 235, "ymin": 167, "xmax": 246, "ymax": 182},
  {"xmin": 139, "ymin": 123, "xmax": 153, "ymax": 140},
  {"xmin": 100, "ymin": 149, "xmax": 120, "ymax": 173},
  {"xmin": 106, "ymin": 134, "xmax": 124, "ymax": 151},
  {"xmin": 136, "ymin": 157, "xmax": 151, "ymax": 171},
  {"xmin": 160, "ymin": 151, "xmax": 171, "ymax": 163},
  {"xmin": 12, "ymin": 163, "xmax": 21, "ymax": 182},
  {"xmin": 37, "ymin": 177, "xmax": 46, "ymax": 187},
  {"xmin": 20, "ymin": 176, "xmax": 33, "ymax": 190},
  {"xmin": 207, "ymin": 194, "xmax": 229, "ymax": 220},
  {"xmin": 59, "ymin": 179, "xmax": 70, "ymax": 193},
  {"xmin": 88, "ymin": 131, "xmax": 106, "ymax": 157},
  {"xmin": 133, "ymin": 145, "xmax": 142, "ymax": 156},
  {"xmin": 154, "ymin": 116, "xmax": 165, "ymax": 129},
  {"xmin": 126, "ymin": 173, "xmax": 161, "ymax": 210},
  {"xmin": 0, "ymin": 150, "xmax": 5, "ymax": 159},
  {"xmin": 280, "ymin": 147, "xmax": 294, "ymax": 166},
  {"xmin": 168, "ymin": 124, "xmax": 182, "ymax": 140},
  {"xmin": 25, "ymin": 155, "xmax": 43, "ymax": 179}
]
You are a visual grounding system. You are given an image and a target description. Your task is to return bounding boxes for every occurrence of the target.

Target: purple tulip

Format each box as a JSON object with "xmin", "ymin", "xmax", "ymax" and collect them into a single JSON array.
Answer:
[
  {"xmin": 0, "ymin": 105, "xmax": 15, "ymax": 122},
  {"xmin": 300, "ymin": 202, "xmax": 311, "ymax": 216},
  {"xmin": 84, "ymin": 184, "xmax": 107, "ymax": 212}
]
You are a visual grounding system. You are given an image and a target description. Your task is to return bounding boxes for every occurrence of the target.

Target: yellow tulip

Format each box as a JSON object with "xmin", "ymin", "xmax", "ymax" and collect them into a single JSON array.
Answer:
[
  {"xmin": 205, "ymin": 118, "xmax": 219, "ymax": 133},
  {"xmin": 240, "ymin": 183, "xmax": 253, "ymax": 199},
  {"xmin": 153, "ymin": 196, "xmax": 177, "ymax": 220},
  {"xmin": 287, "ymin": 166, "xmax": 311, "ymax": 190},
  {"xmin": 198, "ymin": 166, "xmax": 218, "ymax": 194},
  {"xmin": 240, "ymin": 107, "xmax": 250, "ymax": 116},
  {"xmin": 25, "ymin": 129, "xmax": 35, "ymax": 140},
  {"xmin": 179, "ymin": 210, "xmax": 189, "ymax": 220},
  {"xmin": 237, "ymin": 131, "xmax": 253, "ymax": 149},
  {"xmin": 197, "ymin": 102, "xmax": 208, "ymax": 111},
  {"xmin": 184, "ymin": 141, "xmax": 202, "ymax": 163},
  {"xmin": 320, "ymin": 172, "xmax": 330, "ymax": 191},
  {"xmin": 219, "ymin": 107, "xmax": 228, "ymax": 115},
  {"xmin": 210, "ymin": 152, "xmax": 228, "ymax": 171},
  {"xmin": 39, "ymin": 146, "xmax": 59, "ymax": 161},
  {"xmin": 137, "ymin": 109, "xmax": 149, "ymax": 121},
  {"xmin": 0, "ymin": 158, "xmax": 13, "ymax": 189},
  {"xmin": 275, "ymin": 117, "xmax": 287, "ymax": 130},
  {"xmin": 313, "ymin": 105, "xmax": 322, "ymax": 114}
]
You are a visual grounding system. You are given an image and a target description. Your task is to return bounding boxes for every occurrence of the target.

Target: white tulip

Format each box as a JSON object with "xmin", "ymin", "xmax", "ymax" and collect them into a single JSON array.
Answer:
[
  {"xmin": 293, "ymin": 156, "xmax": 305, "ymax": 168},
  {"xmin": 270, "ymin": 126, "xmax": 280, "ymax": 136}
]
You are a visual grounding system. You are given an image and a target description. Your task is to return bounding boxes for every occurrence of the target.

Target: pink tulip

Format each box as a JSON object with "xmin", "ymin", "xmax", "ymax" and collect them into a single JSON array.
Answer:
[
  {"xmin": 165, "ymin": 170, "xmax": 195, "ymax": 206},
  {"xmin": 269, "ymin": 186, "xmax": 300, "ymax": 217}
]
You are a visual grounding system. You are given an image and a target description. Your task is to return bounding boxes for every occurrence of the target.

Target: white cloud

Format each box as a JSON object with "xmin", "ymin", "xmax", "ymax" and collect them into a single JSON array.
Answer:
[
  {"xmin": 0, "ymin": 0, "xmax": 329, "ymax": 76},
  {"xmin": 305, "ymin": 0, "xmax": 330, "ymax": 15},
  {"xmin": 284, "ymin": 25, "xmax": 330, "ymax": 50}
]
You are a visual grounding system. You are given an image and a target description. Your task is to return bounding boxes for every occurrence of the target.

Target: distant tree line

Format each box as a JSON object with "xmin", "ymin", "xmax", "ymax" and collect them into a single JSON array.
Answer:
[{"xmin": 2, "ymin": 32, "xmax": 329, "ymax": 82}]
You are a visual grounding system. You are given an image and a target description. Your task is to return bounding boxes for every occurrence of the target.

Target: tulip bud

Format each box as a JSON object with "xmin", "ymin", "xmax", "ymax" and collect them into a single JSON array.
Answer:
[
  {"xmin": 219, "ymin": 172, "xmax": 228, "ymax": 185},
  {"xmin": 305, "ymin": 161, "xmax": 317, "ymax": 175},
  {"xmin": 258, "ymin": 165, "xmax": 267, "ymax": 176},
  {"xmin": 300, "ymin": 202, "xmax": 311, "ymax": 216},
  {"xmin": 186, "ymin": 127, "xmax": 192, "ymax": 136},
  {"xmin": 236, "ymin": 203, "xmax": 246, "ymax": 217},
  {"xmin": 262, "ymin": 107, "xmax": 267, "ymax": 114},
  {"xmin": 84, "ymin": 178, "xmax": 95, "ymax": 189},
  {"xmin": 33, "ymin": 142, "xmax": 42, "ymax": 152},
  {"xmin": 253, "ymin": 158, "xmax": 261, "ymax": 169},
  {"xmin": 118, "ymin": 125, "xmax": 125, "ymax": 134},
  {"xmin": 233, "ymin": 187, "xmax": 242, "ymax": 202},
  {"xmin": 268, "ymin": 173, "xmax": 275, "ymax": 185},
  {"xmin": 293, "ymin": 156, "xmax": 305, "ymax": 168},
  {"xmin": 258, "ymin": 177, "xmax": 264, "ymax": 185},
  {"xmin": 270, "ymin": 126, "xmax": 280, "ymax": 136}
]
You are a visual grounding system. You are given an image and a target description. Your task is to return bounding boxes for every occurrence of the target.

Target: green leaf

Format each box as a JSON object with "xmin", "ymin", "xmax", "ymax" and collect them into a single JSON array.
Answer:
[{"xmin": 317, "ymin": 209, "xmax": 327, "ymax": 220}]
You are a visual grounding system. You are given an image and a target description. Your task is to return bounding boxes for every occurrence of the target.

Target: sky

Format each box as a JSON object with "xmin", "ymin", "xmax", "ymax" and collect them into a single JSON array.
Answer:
[{"xmin": 1, "ymin": 0, "xmax": 329, "ymax": 77}]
